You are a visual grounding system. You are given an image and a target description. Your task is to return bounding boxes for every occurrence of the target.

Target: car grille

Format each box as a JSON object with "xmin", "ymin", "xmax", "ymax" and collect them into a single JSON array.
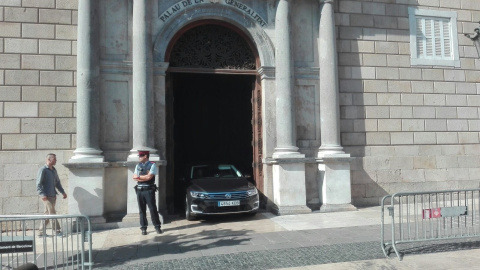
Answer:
[{"xmin": 204, "ymin": 191, "xmax": 249, "ymax": 200}]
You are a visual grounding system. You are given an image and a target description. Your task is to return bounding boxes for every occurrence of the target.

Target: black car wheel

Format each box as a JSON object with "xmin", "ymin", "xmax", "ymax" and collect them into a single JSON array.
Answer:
[{"xmin": 185, "ymin": 196, "xmax": 195, "ymax": 221}]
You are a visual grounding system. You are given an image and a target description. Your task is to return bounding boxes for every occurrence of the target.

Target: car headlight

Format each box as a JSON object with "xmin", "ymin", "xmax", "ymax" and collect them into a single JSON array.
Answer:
[
  {"xmin": 190, "ymin": 191, "xmax": 207, "ymax": 199},
  {"xmin": 247, "ymin": 188, "xmax": 258, "ymax": 197}
]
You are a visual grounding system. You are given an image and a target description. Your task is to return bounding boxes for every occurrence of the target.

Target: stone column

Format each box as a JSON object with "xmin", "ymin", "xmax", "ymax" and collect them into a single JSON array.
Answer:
[
  {"xmin": 129, "ymin": 0, "xmax": 158, "ymax": 160},
  {"xmin": 71, "ymin": 0, "xmax": 103, "ymax": 162},
  {"xmin": 317, "ymin": 0, "xmax": 355, "ymax": 212},
  {"xmin": 271, "ymin": 0, "xmax": 309, "ymax": 215}
]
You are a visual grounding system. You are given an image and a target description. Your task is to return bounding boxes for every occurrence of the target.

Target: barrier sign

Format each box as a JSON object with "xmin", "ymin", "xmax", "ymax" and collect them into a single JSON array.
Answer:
[
  {"xmin": 0, "ymin": 240, "xmax": 34, "ymax": 254},
  {"xmin": 422, "ymin": 206, "xmax": 468, "ymax": 219}
]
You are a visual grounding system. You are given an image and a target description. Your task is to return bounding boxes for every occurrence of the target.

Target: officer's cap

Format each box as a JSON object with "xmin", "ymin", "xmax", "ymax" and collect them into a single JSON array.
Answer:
[{"xmin": 138, "ymin": 150, "xmax": 149, "ymax": 156}]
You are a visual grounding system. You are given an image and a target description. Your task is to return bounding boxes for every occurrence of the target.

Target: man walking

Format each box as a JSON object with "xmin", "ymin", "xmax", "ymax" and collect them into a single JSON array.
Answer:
[
  {"xmin": 133, "ymin": 150, "xmax": 162, "ymax": 235},
  {"xmin": 36, "ymin": 153, "xmax": 67, "ymax": 236}
]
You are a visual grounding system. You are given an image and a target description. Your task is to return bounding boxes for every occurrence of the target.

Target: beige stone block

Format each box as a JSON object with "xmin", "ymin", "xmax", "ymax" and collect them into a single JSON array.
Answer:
[
  {"xmin": 434, "ymin": 82, "xmax": 455, "ymax": 93},
  {"xmin": 386, "ymin": 29, "xmax": 409, "ymax": 42},
  {"xmin": 397, "ymin": 17, "xmax": 409, "ymax": 30},
  {"xmin": 39, "ymin": 102, "xmax": 72, "ymax": 117},
  {"xmin": 436, "ymin": 132, "xmax": 458, "ymax": 144},
  {"xmin": 4, "ymin": 7, "xmax": 37, "ymax": 22},
  {"xmin": 465, "ymin": 71, "xmax": 480, "ymax": 83},
  {"xmin": 351, "ymin": 41, "xmax": 374, "ymax": 53},
  {"xmin": 0, "ymin": 22, "xmax": 20, "ymax": 37},
  {"xmin": 370, "ymin": 146, "xmax": 395, "ymax": 156},
  {"xmin": 339, "ymin": 53, "xmax": 362, "ymax": 66},
  {"xmin": 56, "ymin": 25, "xmax": 77, "ymax": 40},
  {"xmin": 4, "ymin": 102, "xmax": 38, "ymax": 117},
  {"xmin": 412, "ymin": 81, "xmax": 434, "ymax": 93},
  {"xmin": 376, "ymin": 67, "xmax": 399, "ymax": 79},
  {"xmin": 22, "ymin": 23, "xmax": 54, "ymax": 39},
  {"xmin": 363, "ymin": 28, "xmax": 386, "ymax": 41},
  {"xmin": 388, "ymin": 81, "xmax": 411, "ymax": 93},
  {"xmin": 56, "ymin": 0, "xmax": 78, "ymax": 9},
  {"xmin": 57, "ymin": 87, "xmax": 76, "ymax": 101},
  {"xmin": 398, "ymin": 43, "xmax": 410, "ymax": 55},
  {"xmin": 399, "ymin": 68, "xmax": 422, "ymax": 80},
  {"xmin": 456, "ymin": 82, "xmax": 477, "ymax": 94},
  {"xmin": 0, "ymin": 37, "xmax": 4, "ymax": 52},
  {"xmin": 22, "ymin": 55, "xmax": 54, "ymax": 70},
  {"xmin": 424, "ymin": 94, "xmax": 446, "ymax": 106},
  {"xmin": 338, "ymin": 41, "xmax": 351, "ymax": 53},
  {"xmin": 0, "ymin": 70, "xmax": 3, "ymax": 84},
  {"xmin": 341, "ymin": 133, "xmax": 366, "ymax": 146},
  {"xmin": 442, "ymin": 145, "xmax": 465, "ymax": 155},
  {"xmin": 412, "ymin": 107, "xmax": 434, "ymax": 119},
  {"xmin": 22, "ymin": 86, "xmax": 55, "ymax": 101},
  {"xmin": 447, "ymin": 168, "xmax": 470, "ymax": 181},
  {"xmin": 5, "ymin": 70, "xmax": 39, "ymax": 85},
  {"xmin": 342, "ymin": 106, "xmax": 365, "ymax": 119},
  {"xmin": 339, "ymin": 27, "xmax": 363, "ymax": 40},
  {"xmin": 339, "ymin": 0, "xmax": 361, "ymax": 13},
  {"xmin": 340, "ymin": 93, "xmax": 352, "ymax": 105},
  {"xmin": 4, "ymin": 163, "xmax": 38, "ymax": 181},
  {"xmin": 340, "ymin": 79, "xmax": 363, "ymax": 92},
  {"xmin": 364, "ymin": 80, "xmax": 387, "ymax": 93},
  {"xmin": 375, "ymin": 41, "xmax": 398, "ymax": 54},
  {"xmin": 439, "ymin": 0, "xmax": 459, "ymax": 8},
  {"xmin": 39, "ymin": 40, "xmax": 72, "ymax": 55},
  {"xmin": 390, "ymin": 106, "xmax": 413, "ymax": 118},
  {"xmin": 378, "ymin": 119, "xmax": 401, "ymax": 131},
  {"xmin": 447, "ymin": 119, "xmax": 468, "ymax": 131},
  {"xmin": 386, "ymin": 4, "xmax": 408, "ymax": 16},
  {"xmin": 422, "ymin": 69, "xmax": 444, "ymax": 81},
  {"xmin": 374, "ymin": 16, "xmax": 397, "ymax": 29},
  {"xmin": 350, "ymin": 14, "xmax": 373, "ymax": 27},
  {"xmin": 336, "ymin": 13, "xmax": 350, "ymax": 27},
  {"xmin": 461, "ymin": 0, "xmax": 480, "ymax": 10},
  {"xmin": 366, "ymin": 132, "xmax": 390, "ymax": 145},
  {"xmin": 2, "ymin": 134, "xmax": 36, "ymax": 149},
  {"xmin": 341, "ymin": 119, "xmax": 353, "ymax": 132},
  {"xmin": 354, "ymin": 119, "xmax": 377, "ymax": 132},
  {"xmin": 0, "ymin": 86, "xmax": 20, "ymax": 101},
  {"xmin": 22, "ymin": 0, "xmax": 54, "ymax": 8},
  {"xmin": 387, "ymin": 55, "xmax": 410, "ymax": 67},
  {"xmin": 460, "ymin": 58, "xmax": 475, "ymax": 70},
  {"xmin": 458, "ymin": 132, "xmax": 480, "ymax": 144},
  {"xmin": 436, "ymin": 155, "xmax": 458, "ymax": 168},
  {"xmin": 457, "ymin": 155, "xmax": 480, "ymax": 168},
  {"xmin": 21, "ymin": 118, "xmax": 55, "ymax": 133},
  {"xmin": 55, "ymin": 56, "xmax": 76, "ymax": 71},
  {"xmin": 0, "ymin": 181, "xmax": 21, "ymax": 198},
  {"xmin": 435, "ymin": 107, "xmax": 456, "ymax": 118},
  {"xmin": 413, "ymin": 155, "xmax": 436, "ymax": 170},
  {"xmin": 444, "ymin": 70, "xmax": 466, "ymax": 82},
  {"xmin": 464, "ymin": 46, "xmax": 479, "ymax": 58},
  {"xmin": 352, "ymin": 93, "xmax": 376, "ymax": 105},
  {"xmin": 0, "ymin": 102, "xmax": 3, "ymax": 117},
  {"xmin": 362, "ymin": 2, "xmax": 385, "ymax": 15},
  {"xmin": 363, "ymin": 54, "xmax": 386, "ymax": 66},
  {"xmin": 22, "ymin": 179, "xmax": 37, "ymax": 196},
  {"xmin": 413, "ymin": 132, "xmax": 436, "ymax": 144},
  {"xmin": 400, "ymin": 94, "xmax": 423, "ymax": 106},
  {"xmin": 351, "ymin": 184, "xmax": 366, "ymax": 198},
  {"xmin": 40, "ymin": 71, "xmax": 73, "ymax": 86},
  {"xmin": 425, "ymin": 119, "xmax": 446, "ymax": 131},
  {"xmin": 390, "ymin": 156, "xmax": 414, "ymax": 170},
  {"xmin": 469, "ymin": 120, "xmax": 480, "ymax": 131},
  {"xmin": 363, "ymin": 156, "xmax": 390, "ymax": 171},
  {"xmin": 366, "ymin": 106, "xmax": 389, "ymax": 118},
  {"xmin": 457, "ymin": 107, "xmax": 478, "ymax": 119},
  {"xmin": 424, "ymin": 169, "xmax": 447, "ymax": 181},
  {"xmin": 377, "ymin": 93, "xmax": 400, "ymax": 105},
  {"xmin": 395, "ymin": 145, "xmax": 420, "ymax": 156},
  {"xmin": 351, "ymin": 67, "xmax": 375, "ymax": 79},
  {"xmin": 391, "ymin": 132, "xmax": 413, "ymax": 144},
  {"xmin": 37, "ymin": 134, "xmax": 71, "ymax": 149},
  {"xmin": 402, "ymin": 119, "xmax": 424, "ymax": 131},
  {"xmin": 2, "ymin": 196, "xmax": 38, "ymax": 214},
  {"xmin": 39, "ymin": 9, "xmax": 72, "ymax": 24},
  {"xmin": 338, "ymin": 66, "xmax": 352, "ymax": 79},
  {"xmin": 56, "ymin": 118, "xmax": 76, "ymax": 133},
  {"xmin": 4, "ymin": 38, "xmax": 37, "ymax": 53},
  {"xmin": 0, "ymin": 118, "xmax": 20, "ymax": 133},
  {"xmin": 469, "ymin": 168, "xmax": 480, "ymax": 181}
]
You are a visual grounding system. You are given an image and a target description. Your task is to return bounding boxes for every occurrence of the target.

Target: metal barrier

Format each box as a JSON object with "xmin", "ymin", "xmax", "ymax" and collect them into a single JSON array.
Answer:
[
  {"xmin": 0, "ymin": 214, "xmax": 93, "ymax": 269},
  {"xmin": 381, "ymin": 188, "xmax": 480, "ymax": 260}
]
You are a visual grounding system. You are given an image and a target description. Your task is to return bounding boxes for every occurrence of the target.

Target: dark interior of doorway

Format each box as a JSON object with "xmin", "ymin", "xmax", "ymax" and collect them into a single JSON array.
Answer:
[{"xmin": 170, "ymin": 73, "xmax": 255, "ymax": 213}]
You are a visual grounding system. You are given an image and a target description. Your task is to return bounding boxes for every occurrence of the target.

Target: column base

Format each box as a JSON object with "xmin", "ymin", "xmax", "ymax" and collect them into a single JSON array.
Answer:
[
  {"xmin": 71, "ymin": 148, "xmax": 104, "ymax": 162},
  {"xmin": 317, "ymin": 146, "xmax": 345, "ymax": 158},
  {"xmin": 317, "ymin": 203, "xmax": 357, "ymax": 213},
  {"xmin": 272, "ymin": 205, "xmax": 311, "ymax": 215}
]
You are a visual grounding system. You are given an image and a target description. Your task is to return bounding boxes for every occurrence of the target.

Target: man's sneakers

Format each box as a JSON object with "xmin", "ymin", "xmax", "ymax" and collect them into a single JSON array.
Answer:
[
  {"xmin": 141, "ymin": 229, "xmax": 147, "ymax": 235},
  {"xmin": 155, "ymin": 227, "xmax": 163, "ymax": 234}
]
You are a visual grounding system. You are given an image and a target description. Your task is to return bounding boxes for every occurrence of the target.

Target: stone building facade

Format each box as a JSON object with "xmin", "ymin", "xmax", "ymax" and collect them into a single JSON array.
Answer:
[{"xmin": 0, "ymin": 0, "xmax": 479, "ymax": 224}]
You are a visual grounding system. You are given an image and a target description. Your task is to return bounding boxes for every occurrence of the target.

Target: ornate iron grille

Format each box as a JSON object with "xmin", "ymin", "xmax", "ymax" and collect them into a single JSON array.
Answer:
[{"xmin": 169, "ymin": 25, "xmax": 256, "ymax": 70}]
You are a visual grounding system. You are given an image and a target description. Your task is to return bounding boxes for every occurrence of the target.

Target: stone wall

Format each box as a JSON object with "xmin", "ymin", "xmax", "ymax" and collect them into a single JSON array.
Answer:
[
  {"xmin": 336, "ymin": 0, "xmax": 480, "ymax": 206},
  {"xmin": 0, "ymin": 0, "xmax": 78, "ymax": 214}
]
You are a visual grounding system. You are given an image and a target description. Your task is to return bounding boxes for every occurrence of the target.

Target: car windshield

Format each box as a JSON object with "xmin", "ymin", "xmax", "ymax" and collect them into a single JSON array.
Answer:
[{"xmin": 190, "ymin": 164, "xmax": 243, "ymax": 179}]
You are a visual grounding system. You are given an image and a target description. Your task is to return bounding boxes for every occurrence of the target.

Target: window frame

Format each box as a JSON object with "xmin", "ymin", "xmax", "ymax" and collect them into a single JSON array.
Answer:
[{"xmin": 408, "ymin": 7, "xmax": 460, "ymax": 67}]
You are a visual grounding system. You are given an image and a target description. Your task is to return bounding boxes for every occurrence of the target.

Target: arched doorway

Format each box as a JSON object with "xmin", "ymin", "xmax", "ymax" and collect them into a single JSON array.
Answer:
[{"xmin": 164, "ymin": 22, "xmax": 263, "ymax": 214}]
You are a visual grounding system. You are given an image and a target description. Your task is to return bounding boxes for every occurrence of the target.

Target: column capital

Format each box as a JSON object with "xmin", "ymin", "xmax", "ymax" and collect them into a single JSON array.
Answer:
[
  {"xmin": 153, "ymin": 62, "xmax": 169, "ymax": 76},
  {"xmin": 258, "ymin": 66, "xmax": 275, "ymax": 79}
]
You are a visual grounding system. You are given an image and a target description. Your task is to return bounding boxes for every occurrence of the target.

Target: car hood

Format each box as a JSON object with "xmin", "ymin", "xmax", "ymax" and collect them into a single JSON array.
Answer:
[{"xmin": 188, "ymin": 177, "xmax": 255, "ymax": 193}]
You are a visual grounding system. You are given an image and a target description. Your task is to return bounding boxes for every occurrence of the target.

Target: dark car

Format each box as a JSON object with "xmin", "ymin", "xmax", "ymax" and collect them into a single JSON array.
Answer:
[{"xmin": 182, "ymin": 163, "xmax": 260, "ymax": 220}]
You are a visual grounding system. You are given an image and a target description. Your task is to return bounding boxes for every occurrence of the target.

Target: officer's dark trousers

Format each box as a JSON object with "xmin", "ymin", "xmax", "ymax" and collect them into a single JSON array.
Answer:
[{"xmin": 136, "ymin": 189, "xmax": 161, "ymax": 229}]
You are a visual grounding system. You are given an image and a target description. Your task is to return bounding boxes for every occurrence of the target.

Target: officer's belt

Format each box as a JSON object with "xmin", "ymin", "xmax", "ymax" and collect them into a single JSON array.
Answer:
[{"xmin": 136, "ymin": 185, "xmax": 155, "ymax": 191}]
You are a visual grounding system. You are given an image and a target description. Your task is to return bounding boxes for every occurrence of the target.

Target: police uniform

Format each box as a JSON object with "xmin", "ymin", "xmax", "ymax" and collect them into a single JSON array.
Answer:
[{"xmin": 134, "ymin": 151, "xmax": 162, "ymax": 235}]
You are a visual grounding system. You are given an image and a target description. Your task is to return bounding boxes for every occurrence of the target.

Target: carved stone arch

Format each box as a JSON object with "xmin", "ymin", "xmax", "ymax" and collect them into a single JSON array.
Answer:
[{"xmin": 153, "ymin": 5, "xmax": 275, "ymax": 67}]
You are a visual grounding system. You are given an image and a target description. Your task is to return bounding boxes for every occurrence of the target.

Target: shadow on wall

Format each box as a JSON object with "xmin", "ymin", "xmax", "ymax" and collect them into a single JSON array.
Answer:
[{"xmin": 73, "ymin": 187, "xmax": 102, "ymax": 216}]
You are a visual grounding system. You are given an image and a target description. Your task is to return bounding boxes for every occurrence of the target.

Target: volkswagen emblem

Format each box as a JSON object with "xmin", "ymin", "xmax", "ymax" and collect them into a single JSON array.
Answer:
[{"xmin": 225, "ymin": 193, "xmax": 232, "ymax": 199}]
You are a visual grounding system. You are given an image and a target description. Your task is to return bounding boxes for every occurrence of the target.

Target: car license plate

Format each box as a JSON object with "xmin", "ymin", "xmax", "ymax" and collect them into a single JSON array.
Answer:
[{"xmin": 218, "ymin": 200, "xmax": 240, "ymax": 207}]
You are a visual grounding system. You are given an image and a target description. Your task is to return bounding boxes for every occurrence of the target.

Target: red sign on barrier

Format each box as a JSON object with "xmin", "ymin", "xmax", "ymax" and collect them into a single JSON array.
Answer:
[{"xmin": 423, "ymin": 208, "xmax": 442, "ymax": 219}]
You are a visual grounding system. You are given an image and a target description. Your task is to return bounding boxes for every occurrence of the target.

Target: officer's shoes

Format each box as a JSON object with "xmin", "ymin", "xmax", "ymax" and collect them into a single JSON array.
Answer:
[
  {"xmin": 141, "ymin": 229, "xmax": 147, "ymax": 235},
  {"xmin": 155, "ymin": 227, "xmax": 163, "ymax": 234}
]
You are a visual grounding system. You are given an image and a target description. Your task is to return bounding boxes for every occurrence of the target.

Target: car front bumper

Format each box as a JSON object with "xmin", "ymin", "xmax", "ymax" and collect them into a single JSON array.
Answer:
[{"xmin": 189, "ymin": 194, "xmax": 259, "ymax": 215}]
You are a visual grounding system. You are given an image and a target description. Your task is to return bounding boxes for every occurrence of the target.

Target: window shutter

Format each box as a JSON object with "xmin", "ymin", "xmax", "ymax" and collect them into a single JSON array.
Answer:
[{"xmin": 416, "ymin": 17, "xmax": 452, "ymax": 60}]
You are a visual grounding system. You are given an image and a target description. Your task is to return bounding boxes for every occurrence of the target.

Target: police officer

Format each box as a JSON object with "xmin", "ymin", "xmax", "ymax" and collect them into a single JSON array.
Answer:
[{"xmin": 133, "ymin": 150, "xmax": 162, "ymax": 235}]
